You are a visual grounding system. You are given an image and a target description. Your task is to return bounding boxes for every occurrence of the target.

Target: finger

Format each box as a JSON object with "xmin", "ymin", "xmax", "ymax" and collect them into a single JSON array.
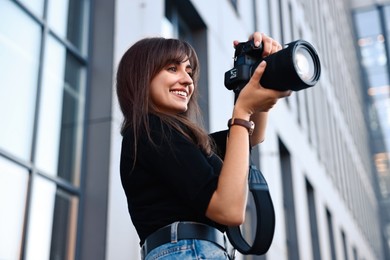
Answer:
[
  {"xmin": 284, "ymin": 90, "xmax": 293, "ymax": 97},
  {"xmin": 248, "ymin": 32, "xmax": 263, "ymax": 47},
  {"xmin": 262, "ymin": 36, "xmax": 273, "ymax": 57},
  {"xmin": 276, "ymin": 42, "xmax": 283, "ymax": 51},
  {"xmin": 233, "ymin": 40, "xmax": 240, "ymax": 48},
  {"xmin": 249, "ymin": 60, "xmax": 267, "ymax": 84},
  {"xmin": 271, "ymin": 40, "xmax": 282, "ymax": 54},
  {"xmin": 276, "ymin": 90, "xmax": 293, "ymax": 98},
  {"xmin": 253, "ymin": 32, "xmax": 263, "ymax": 47}
]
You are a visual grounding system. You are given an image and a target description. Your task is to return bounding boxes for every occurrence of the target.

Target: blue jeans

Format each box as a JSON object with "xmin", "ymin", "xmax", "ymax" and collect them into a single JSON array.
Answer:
[{"xmin": 144, "ymin": 239, "xmax": 231, "ymax": 259}]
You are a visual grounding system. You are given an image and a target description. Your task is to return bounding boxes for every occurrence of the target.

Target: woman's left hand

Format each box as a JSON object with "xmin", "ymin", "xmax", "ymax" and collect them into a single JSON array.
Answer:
[
  {"xmin": 233, "ymin": 32, "xmax": 282, "ymax": 57},
  {"xmin": 233, "ymin": 32, "xmax": 289, "ymax": 146}
]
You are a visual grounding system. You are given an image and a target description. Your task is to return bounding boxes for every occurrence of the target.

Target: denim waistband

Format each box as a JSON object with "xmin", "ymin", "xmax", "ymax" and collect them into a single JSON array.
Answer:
[{"xmin": 141, "ymin": 221, "xmax": 235, "ymax": 259}]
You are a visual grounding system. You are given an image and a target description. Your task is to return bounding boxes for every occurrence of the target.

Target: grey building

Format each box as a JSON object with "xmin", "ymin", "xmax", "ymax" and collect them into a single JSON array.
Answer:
[
  {"xmin": 351, "ymin": 0, "xmax": 390, "ymax": 259},
  {"xmin": 0, "ymin": 0, "xmax": 384, "ymax": 259}
]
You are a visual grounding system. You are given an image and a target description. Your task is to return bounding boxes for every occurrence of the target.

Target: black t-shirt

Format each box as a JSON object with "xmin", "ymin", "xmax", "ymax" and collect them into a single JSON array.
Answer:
[{"xmin": 120, "ymin": 115, "xmax": 228, "ymax": 245}]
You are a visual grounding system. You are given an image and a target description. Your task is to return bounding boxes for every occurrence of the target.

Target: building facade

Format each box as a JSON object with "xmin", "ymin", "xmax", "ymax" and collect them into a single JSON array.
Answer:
[
  {"xmin": 351, "ymin": 0, "xmax": 390, "ymax": 259},
  {"xmin": 0, "ymin": 0, "xmax": 384, "ymax": 259}
]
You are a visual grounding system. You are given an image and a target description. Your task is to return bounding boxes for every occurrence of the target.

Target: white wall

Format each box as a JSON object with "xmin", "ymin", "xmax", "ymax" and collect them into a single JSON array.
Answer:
[{"xmin": 106, "ymin": 1, "xmax": 165, "ymax": 259}]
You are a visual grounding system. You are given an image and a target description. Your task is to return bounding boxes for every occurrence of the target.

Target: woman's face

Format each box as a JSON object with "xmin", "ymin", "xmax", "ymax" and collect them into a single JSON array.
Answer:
[{"xmin": 149, "ymin": 58, "xmax": 194, "ymax": 114}]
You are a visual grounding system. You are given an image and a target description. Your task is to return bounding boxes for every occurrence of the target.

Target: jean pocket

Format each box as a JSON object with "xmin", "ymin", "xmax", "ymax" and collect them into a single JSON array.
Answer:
[
  {"xmin": 194, "ymin": 240, "xmax": 230, "ymax": 259},
  {"xmin": 145, "ymin": 240, "xmax": 194, "ymax": 260}
]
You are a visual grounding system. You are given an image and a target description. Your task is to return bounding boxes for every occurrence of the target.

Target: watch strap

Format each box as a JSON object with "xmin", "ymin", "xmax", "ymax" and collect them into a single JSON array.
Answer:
[{"xmin": 228, "ymin": 118, "xmax": 255, "ymax": 135}]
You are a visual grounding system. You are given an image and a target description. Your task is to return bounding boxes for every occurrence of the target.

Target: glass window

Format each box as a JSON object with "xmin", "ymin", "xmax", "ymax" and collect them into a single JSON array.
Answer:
[
  {"xmin": 354, "ymin": 9, "xmax": 381, "ymax": 37},
  {"xmin": 0, "ymin": 157, "xmax": 29, "ymax": 260},
  {"xmin": 326, "ymin": 209, "xmax": 337, "ymax": 260},
  {"xmin": 162, "ymin": 17, "xmax": 174, "ymax": 38},
  {"xmin": 341, "ymin": 230, "xmax": 349, "ymax": 260},
  {"xmin": 165, "ymin": 0, "xmax": 209, "ymax": 128},
  {"xmin": 19, "ymin": 0, "xmax": 45, "ymax": 17},
  {"xmin": 352, "ymin": 246, "xmax": 358, "ymax": 260},
  {"xmin": 383, "ymin": 6, "xmax": 390, "ymax": 55},
  {"xmin": 0, "ymin": 0, "xmax": 41, "ymax": 160},
  {"xmin": 279, "ymin": 139, "xmax": 300, "ymax": 260},
  {"xmin": 306, "ymin": 179, "xmax": 322, "ymax": 260},
  {"xmin": 25, "ymin": 176, "xmax": 79, "ymax": 260},
  {"xmin": 229, "ymin": 0, "xmax": 238, "ymax": 12},
  {"xmin": 47, "ymin": 0, "xmax": 90, "ymax": 54},
  {"xmin": 47, "ymin": 0, "xmax": 69, "ymax": 37},
  {"xmin": 165, "ymin": 0, "xmax": 202, "ymax": 43},
  {"xmin": 57, "ymin": 52, "xmax": 86, "ymax": 185},
  {"xmin": 35, "ymin": 36, "xmax": 86, "ymax": 185},
  {"xmin": 35, "ymin": 36, "xmax": 65, "ymax": 177},
  {"xmin": 367, "ymin": 73, "xmax": 389, "ymax": 89},
  {"xmin": 359, "ymin": 35, "xmax": 387, "ymax": 71}
]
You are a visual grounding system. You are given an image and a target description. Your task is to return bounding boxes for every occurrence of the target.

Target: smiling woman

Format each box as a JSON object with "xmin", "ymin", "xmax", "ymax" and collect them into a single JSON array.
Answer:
[
  {"xmin": 115, "ymin": 35, "xmax": 290, "ymax": 259},
  {"xmin": 149, "ymin": 59, "xmax": 194, "ymax": 115}
]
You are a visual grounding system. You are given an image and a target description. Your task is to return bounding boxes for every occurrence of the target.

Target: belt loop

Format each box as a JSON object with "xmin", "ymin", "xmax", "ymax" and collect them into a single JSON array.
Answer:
[
  {"xmin": 223, "ymin": 234, "xmax": 228, "ymax": 256},
  {"xmin": 224, "ymin": 233, "xmax": 235, "ymax": 259},
  {"xmin": 170, "ymin": 221, "xmax": 179, "ymax": 243}
]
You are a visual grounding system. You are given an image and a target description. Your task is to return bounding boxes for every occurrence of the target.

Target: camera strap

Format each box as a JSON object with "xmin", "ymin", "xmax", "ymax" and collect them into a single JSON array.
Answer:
[{"xmin": 226, "ymin": 154, "xmax": 276, "ymax": 255}]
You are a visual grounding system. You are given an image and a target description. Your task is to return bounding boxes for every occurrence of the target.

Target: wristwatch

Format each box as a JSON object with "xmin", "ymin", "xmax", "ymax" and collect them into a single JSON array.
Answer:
[{"xmin": 228, "ymin": 118, "xmax": 255, "ymax": 135}]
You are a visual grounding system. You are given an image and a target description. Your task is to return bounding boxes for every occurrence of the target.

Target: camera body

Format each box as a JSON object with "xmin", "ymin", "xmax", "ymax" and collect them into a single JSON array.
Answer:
[{"xmin": 224, "ymin": 39, "xmax": 321, "ymax": 94}]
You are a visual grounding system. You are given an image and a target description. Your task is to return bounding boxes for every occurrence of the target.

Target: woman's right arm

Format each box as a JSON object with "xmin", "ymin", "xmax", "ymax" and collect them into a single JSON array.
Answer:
[{"xmin": 205, "ymin": 39, "xmax": 291, "ymax": 225}]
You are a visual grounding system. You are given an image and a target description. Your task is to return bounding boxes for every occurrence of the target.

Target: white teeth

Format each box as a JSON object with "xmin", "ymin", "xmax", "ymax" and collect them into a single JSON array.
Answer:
[{"xmin": 171, "ymin": 90, "xmax": 187, "ymax": 97}]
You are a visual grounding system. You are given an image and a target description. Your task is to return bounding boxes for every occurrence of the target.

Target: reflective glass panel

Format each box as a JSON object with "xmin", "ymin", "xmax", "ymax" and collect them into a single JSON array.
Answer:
[
  {"xmin": 354, "ymin": 9, "xmax": 381, "ymax": 37},
  {"xmin": 57, "ymin": 53, "xmax": 86, "ymax": 186},
  {"xmin": 35, "ymin": 36, "xmax": 86, "ymax": 185},
  {"xmin": 367, "ymin": 72, "xmax": 389, "ymax": 89},
  {"xmin": 47, "ymin": 0, "xmax": 89, "ymax": 54},
  {"xmin": 384, "ymin": 6, "xmax": 390, "ymax": 56},
  {"xmin": 0, "ymin": 0, "xmax": 41, "ymax": 160},
  {"xmin": 0, "ymin": 157, "xmax": 29, "ymax": 260},
  {"xmin": 25, "ymin": 177, "xmax": 79, "ymax": 260},
  {"xmin": 19, "ymin": 0, "xmax": 44, "ymax": 17},
  {"xmin": 35, "ymin": 36, "xmax": 65, "ymax": 177}
]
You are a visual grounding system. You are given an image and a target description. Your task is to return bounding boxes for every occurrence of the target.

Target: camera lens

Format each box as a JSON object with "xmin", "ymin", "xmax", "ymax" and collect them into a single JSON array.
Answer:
[
  {"xmin": 294, "ymin": 46, "xmax": 315, "ymax": 82},
  {"xmin": 224, "ymin": 39, "xmax": 321, "ymax": 92}
]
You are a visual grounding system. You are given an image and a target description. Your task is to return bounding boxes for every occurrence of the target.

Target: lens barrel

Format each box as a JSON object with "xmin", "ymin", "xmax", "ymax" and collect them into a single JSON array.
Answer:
[{"xmin": 258, "ymin": 40, "xmax": 321, "ymax": 91}]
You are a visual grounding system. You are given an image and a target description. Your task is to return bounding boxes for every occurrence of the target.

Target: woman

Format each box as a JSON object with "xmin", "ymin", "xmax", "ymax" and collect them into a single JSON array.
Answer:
[{"xmin": 116, "ymin": 32, "xmax": 291, "ymax": 259}]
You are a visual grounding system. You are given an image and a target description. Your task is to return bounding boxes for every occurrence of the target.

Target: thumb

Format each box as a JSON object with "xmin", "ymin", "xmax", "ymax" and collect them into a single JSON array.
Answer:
[{"xmin": 250, "ymin": 60, "xmax": 267, "ymax": 85}]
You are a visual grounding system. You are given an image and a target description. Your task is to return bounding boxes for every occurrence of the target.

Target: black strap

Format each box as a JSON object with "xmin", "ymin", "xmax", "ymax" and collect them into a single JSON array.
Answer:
[
  {"xmin": 226, "ymin": 161, "xmax": 276, "ymax": 255},
  {"xmin": 226, "ymin": 92, "xmax": 276, "ymax": 255}
]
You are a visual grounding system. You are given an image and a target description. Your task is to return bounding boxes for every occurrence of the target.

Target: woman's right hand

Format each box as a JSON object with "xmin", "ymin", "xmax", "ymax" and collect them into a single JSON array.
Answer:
[{"xmin": 233, "ymin": 60, "xmax": 291, "ymax": 117}]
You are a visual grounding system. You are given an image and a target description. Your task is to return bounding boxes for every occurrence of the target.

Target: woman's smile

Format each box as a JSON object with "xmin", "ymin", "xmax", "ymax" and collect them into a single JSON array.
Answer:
[{"xmin": 170, "ymin": 90, "xmax": 188, "ymax": 98}]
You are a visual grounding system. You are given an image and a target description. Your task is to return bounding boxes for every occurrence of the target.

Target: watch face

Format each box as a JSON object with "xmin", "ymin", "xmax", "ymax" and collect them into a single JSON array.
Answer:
[{"xmin": 249, "ymin": 121, "xmax": 255, "ymax": 135}]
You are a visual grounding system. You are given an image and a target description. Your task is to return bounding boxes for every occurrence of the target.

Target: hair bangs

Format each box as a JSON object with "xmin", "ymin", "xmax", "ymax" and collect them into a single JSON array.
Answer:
[{"xmin": 154, "ymin": 39, "xmax": 200, "ymax": 82}]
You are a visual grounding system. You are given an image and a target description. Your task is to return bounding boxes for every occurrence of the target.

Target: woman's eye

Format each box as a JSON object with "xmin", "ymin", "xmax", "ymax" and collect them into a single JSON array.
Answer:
[
  {"xmin": 187, "ymin": 71, "xmax": 193, "ymax": 78},
  {"xmin": 167, "ymin": 66, "xmax": 177, "ymax": 72}
]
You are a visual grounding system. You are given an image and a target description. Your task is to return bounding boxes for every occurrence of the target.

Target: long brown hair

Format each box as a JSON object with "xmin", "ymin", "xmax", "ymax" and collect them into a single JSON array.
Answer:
[{"xmin": 116, "ymin": 37, "xmax": 213, "ymax": 157}]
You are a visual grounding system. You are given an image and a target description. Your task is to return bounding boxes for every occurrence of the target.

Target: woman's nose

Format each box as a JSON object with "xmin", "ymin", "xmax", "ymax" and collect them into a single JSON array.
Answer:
[{"xmin": 180, "ymin": 71, "xmax": 193, "ymax": 85}]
